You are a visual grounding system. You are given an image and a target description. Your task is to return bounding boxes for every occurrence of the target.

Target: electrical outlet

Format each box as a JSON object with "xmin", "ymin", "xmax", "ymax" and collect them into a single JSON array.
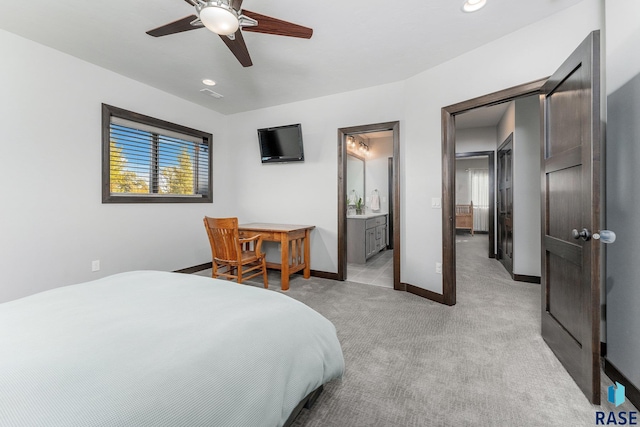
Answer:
[
  {"xmin": 92, "ymin": 260, "xmax": 100, "ymax": 272},
  {"xmin": 436, "ymin": 262, "xmax": 442, "ymax": 274}
]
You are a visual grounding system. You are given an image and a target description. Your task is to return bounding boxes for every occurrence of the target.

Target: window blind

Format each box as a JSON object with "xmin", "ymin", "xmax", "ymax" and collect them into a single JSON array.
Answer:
[{"xmin": 103, "ymin": 104, "xmax": 212, "ymax": 203}]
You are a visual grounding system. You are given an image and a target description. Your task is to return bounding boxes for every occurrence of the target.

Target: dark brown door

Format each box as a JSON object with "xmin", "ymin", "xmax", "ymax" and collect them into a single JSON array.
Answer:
[
  {"xmin": 541, "ymin": 31, "xmax": 601, "ymax": 404},
  {"xmin": 497, "ymin": 134, "xmax": 513, "ymax": 275}
]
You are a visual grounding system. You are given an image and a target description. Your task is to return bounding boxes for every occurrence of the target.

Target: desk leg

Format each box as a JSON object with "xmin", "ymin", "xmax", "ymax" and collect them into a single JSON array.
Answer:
[
  {"xmin": 281, "ymin": 232, "xmax": 290, "ymax": 291},
  {"xmin": 303, "ymin": 229, "xmax": 311, "ymax": 279}
]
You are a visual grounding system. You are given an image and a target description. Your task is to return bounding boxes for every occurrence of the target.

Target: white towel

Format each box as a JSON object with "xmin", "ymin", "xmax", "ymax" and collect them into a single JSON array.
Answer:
[
  {"xmin": 348, "ymin": 192, "xmax": 358, "ymax": 205},
  {"xmin": 370, "ymin": 193, "xmax": 380, "ymax": 211}
]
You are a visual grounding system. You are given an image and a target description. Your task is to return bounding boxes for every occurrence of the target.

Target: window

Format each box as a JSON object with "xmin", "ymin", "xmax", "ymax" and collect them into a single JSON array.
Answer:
[{"xmin": 102, "ymin": 104, "xmax": 212, "ymax": 203}]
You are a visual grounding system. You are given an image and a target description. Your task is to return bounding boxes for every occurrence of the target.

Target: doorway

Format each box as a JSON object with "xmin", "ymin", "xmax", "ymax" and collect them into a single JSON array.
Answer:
[
  {"xmin": 441, "ymin": 32, "xmax": 602, "ymax": 405},
  {"xmin": 337, "ymin": 121, "xmax": 401, "ymax": 290},
  {"xmin": 440, "ymin": 78, "xmax": 546, "ymax": 305},
  {"xmin": 455, "ymin": 151, "xmax": 495, "ymax": 259}
]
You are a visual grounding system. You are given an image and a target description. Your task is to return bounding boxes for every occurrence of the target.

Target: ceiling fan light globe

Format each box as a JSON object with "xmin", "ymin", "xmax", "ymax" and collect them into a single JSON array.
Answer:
[
  {"xmin": 200, "ymin": 6, "xmax": 239, "ymax": 35},
  {"xmin": 462, "ymin": 0, "xmax": 487, "ymax": 13}
]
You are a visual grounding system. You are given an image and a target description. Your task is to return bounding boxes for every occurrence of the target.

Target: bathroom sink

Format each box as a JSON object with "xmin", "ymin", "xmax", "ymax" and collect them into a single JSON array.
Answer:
[{"xmin": 346, "ymin": 213, "xmax": 386, "ymax": 219}]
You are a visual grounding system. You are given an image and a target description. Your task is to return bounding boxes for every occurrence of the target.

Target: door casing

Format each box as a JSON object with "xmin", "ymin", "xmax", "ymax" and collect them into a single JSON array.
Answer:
[
  {"xmin": 441, "ymin": 78, "xmax": 547, "ymax": 305},
  {"xmin": 337, "ymin": 121, "xmax": 401, "ymax": 290}
]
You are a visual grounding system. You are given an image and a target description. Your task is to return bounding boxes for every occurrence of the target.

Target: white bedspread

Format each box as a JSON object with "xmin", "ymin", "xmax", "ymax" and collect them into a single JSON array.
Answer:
[{"xmin": 0, "ymin": 271, "xmax": 344, "ymax": 426}]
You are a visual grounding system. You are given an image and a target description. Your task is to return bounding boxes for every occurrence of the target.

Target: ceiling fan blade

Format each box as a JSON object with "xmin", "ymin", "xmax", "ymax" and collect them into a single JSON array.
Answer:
[
  {"xmin": 241, "ymin": 10, "xmax": 313, "ymax": 39},
  {"xmin": 146, "ymin": 15, "xmax": 201, "ymax": 37},
  {"xmin": 219, "ymin": 30, "xmax": 253, "ymax": 67}
]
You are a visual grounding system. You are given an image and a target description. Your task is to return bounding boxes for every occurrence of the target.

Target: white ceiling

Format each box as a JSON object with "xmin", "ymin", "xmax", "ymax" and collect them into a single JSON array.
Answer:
[
  {"xmin": 455, "ymin": 102, "xmax": 512, "ymax": 129},
  {"xmin": 0, "ymin": 0, "xmax": 582, "ymax": 115}
]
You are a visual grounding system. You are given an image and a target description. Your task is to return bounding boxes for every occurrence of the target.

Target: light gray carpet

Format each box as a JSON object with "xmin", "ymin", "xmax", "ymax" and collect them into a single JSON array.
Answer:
[{"xmin": 197, "ymin": 236, "xmax": 637, "ymax": 426}]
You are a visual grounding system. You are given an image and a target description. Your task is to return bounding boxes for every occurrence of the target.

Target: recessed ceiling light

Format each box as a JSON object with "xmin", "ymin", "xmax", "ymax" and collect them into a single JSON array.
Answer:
[
  {"xmin": 462, "ymin": 0, "xmax": 487, "ymax": 13},
  {"xmin": 202, "ymin": 79, "xmax": 217, "ymax": 86}
]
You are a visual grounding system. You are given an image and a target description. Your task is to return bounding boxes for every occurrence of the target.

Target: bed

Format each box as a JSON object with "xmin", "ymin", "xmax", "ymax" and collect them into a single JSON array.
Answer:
[
  {"xmin": 0, "ymin": 271, "xmax": 344, "ymax": 427},
  {"xmin": 455, "ymin": 201, "xmax": 474, "ymax": 236}
]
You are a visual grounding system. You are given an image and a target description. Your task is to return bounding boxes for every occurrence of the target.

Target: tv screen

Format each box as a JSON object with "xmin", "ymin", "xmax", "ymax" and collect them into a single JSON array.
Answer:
[{"xmin": 257, "ymin": 124, "xmax": 304, "ymax": 163}]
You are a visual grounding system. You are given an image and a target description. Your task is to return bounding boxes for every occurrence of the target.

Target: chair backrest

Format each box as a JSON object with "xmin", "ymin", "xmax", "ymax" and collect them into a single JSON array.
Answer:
[{"xmin": 203, "ymin": 217, "xmax": 240, "ymax": 262}]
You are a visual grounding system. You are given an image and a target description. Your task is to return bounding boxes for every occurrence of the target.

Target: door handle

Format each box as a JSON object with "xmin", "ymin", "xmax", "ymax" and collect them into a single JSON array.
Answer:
[
  {"xmin": 572, "ymin": 228, "xmax": 591, "ymax": 241},
  {"xmin": 593, "ymin": 230, "xmax": 616, "ymax": 244}
]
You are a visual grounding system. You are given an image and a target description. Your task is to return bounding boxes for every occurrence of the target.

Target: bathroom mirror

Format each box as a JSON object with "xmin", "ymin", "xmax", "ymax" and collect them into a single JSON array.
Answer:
[{"xmin": 346, "ymin": 153, "xmax": 365, "ymax": 212}]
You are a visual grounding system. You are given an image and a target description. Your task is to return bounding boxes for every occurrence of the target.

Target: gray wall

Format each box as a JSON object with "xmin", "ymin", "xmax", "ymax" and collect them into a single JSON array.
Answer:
[
  {"xmin": 605, "ymin": 0, "xmax": 640, "ymax": 391},
  {"xmin": 513, "ymin": 96, "xmax": 541, "ymax": 277}
]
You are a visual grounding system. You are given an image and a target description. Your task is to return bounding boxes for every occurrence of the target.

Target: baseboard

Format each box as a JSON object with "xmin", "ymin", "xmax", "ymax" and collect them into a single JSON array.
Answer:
[
  {"xmin": 405, "ymin": 283, "xmax": 453, "ymax": 305},
  {"xmin": 604, "ymin": 358, "xmax": 640, "ymax": 410},
  {"xmin": 174, "ymin": 262, "xmax": 212, "ymax": 274},
  {"xmin": 513, "ymin": 274, "xmax": 541, "ymax": 284},
  {"xmin": 310, "ymin": 270, "xmax": 340, "ymax": 280},
  {"xmin": 294, "ymin": 269, "xmax": 339, "ymax": 280}
]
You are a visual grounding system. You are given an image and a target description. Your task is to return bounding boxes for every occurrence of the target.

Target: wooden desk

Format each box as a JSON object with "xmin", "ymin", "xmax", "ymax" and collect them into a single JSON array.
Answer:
[{"xmin": 238, "ymin": 223, "xmax": 315, "ymax": 291}]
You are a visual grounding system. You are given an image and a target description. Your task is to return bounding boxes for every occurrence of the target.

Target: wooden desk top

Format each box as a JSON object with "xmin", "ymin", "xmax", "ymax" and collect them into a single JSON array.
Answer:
[{"xmin": 239, "ymin": 223, "xmax": 315, "ymax": 233}]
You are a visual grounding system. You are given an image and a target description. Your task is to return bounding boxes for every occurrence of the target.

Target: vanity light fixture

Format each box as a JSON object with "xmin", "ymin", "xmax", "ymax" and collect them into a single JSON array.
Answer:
[
  {"xmin": 202, "ymin": 79, "xmax": 217, "ymax": 86},
  {"xmin": 462, "ymin": 0, "xmax": 487, "ymax": 13},
  {"xmin": 358, "ymin": 141, "xmax": 370, "ymax": 156}
]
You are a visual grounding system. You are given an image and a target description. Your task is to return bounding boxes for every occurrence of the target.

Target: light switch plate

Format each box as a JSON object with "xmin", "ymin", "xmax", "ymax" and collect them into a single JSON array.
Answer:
[{"xmin": 431, "ymin": 197, "xmax": 441, "ymax": 209}]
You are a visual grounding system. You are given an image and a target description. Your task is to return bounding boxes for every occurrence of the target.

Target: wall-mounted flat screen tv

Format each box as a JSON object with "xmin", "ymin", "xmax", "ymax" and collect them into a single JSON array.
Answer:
[{"xmin": 257, "ymin": 123, "xmax": 304, "ymax": 163}]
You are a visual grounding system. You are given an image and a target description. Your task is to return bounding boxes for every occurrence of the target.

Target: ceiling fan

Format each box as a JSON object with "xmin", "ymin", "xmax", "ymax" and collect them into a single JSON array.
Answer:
[{"xmin": 146, "ymin": 0, "xmax": 313, "ymax": 67}]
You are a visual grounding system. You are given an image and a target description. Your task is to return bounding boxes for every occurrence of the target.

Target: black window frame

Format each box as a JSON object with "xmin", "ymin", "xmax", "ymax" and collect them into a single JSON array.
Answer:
[{"xmin": 102, "ymin": 104, "xmax": 213, "ymax": 204}]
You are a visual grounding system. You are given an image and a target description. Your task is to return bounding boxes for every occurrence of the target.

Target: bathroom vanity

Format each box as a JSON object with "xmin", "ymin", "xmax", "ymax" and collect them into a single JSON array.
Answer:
[{"xmin": 347, "ymin": 213, "xmax": 388, "ymax": 264}]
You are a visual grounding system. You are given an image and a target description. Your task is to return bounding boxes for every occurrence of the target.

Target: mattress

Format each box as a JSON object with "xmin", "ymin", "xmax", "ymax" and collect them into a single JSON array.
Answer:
[{"xmin": 0, "ymin": 271, "xmax": 344, "ymax": 426}]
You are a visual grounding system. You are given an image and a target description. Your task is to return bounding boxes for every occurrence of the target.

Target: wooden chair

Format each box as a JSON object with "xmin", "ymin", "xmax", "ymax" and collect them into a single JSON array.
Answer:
[
  {"xmin": 203, "ymin": 217, "xmax": 268, "ymax": 288},
  {"xmin": 455, "ymin": 201, "xmax": 474, "ymax": 236}
]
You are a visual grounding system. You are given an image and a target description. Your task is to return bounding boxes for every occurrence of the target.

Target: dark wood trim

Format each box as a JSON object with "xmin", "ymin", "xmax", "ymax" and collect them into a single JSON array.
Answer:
[
  {"xmin": 405, "ymin": 283, "xmax": 453, "ymax": 306},
  {"xmin": 294, "ymin": 269, "xmax": 340, "ymax": 280},
  {"xmin": 441, "ymin": 78, "xmax": 548, "ymax": 307},
  {"xmin": 604, "ymin": 359, "xmax": 640, "ymax": 410},
  {"xmin": 337, "ymin": 121, "xmax": 403, "ymax": 291},
  {"xmin": 176, "ymin": 262, "xmax": 338, "ymax": 281},
  {"xmin": 337, "ymin": 127, "xmax": 347, "ymax": 281},
  {"xmin": 174, "ymin": 262, "xmax": 212, "ymax": 274},
  {"xmin": 442, "ymin": 108, "xmax": 456, "ymax": 305},
  {"xmin": 513, "ymin": 274, "xmax": 541, "ymax": 284},
  {"xmin": 455, "ymin": 150, "xmax": 495, "ymax": 259}
]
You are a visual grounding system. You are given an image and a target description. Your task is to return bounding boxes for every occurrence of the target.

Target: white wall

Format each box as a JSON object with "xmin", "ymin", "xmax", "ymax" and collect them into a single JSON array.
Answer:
[
  {"xmin": 497, "ymin": 103, "xmax": 516, "ymax": 145},
  {"xmin": 0, "ymin": 29, "xmax": 232, "ymax": 303},
  {"xmin": 513, "ymin": 96, "xmax": 541, "ymax": 277},
  {"xmin": 456, "ymin": 127, "xmax": 497, "ymax": 153}
]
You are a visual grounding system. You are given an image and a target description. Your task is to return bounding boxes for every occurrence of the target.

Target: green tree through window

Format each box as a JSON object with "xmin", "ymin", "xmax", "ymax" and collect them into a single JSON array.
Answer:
[
  {"xmin": 160, "ymin": 148, "xmax": 194, "ymax": 194},
  {"xmin": 109, "ymin": 140, "xmax": 150, "ymax": 194}
]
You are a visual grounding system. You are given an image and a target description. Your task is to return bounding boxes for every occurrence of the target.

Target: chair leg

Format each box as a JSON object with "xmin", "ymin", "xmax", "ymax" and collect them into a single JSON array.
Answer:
[
  {"xmin": 237, "ymin": 266, "xmax": 243, "ymax": 284},
  {"xmin": 262, "ymin": 258, "xmax": 268, "ymax": 289}
]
